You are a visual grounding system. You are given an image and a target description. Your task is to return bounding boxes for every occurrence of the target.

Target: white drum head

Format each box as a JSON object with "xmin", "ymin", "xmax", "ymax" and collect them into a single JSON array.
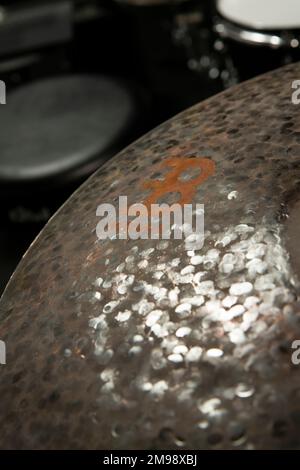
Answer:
[{"xmin": 217, "ymin": 0, "xmax": 300, "ymax": 30}]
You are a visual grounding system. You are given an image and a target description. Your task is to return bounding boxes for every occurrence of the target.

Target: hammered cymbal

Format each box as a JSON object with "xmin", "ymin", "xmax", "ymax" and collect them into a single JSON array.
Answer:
[{"xmin": 2, "ymin": 63, "xmax": 300, "ymax": 450}]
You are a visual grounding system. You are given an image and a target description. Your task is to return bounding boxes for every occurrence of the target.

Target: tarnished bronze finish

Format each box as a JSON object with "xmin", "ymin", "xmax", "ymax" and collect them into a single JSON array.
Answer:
[{"xmin": 1, "ymin": 63, "xmax": 300, "ymax": 449}]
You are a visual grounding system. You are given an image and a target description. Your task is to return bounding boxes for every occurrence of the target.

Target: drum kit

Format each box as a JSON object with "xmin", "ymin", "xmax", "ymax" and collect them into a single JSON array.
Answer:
[
  {"xmin": 214, "ymin": 0, "xmax": 300, "ymax": 82},
  {"xmin": 1, "ymin": 0, "xmax": 300, "ymax": 451},
  {"xmin": 117, "ymin": 0, "xmax": 300, "ymax": 97}
]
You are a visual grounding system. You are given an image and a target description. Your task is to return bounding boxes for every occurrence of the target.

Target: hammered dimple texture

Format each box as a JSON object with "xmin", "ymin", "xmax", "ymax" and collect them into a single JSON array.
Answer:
[{"xmin": 1, "ymin": 64, "xmax": 300, "ymax": 449}]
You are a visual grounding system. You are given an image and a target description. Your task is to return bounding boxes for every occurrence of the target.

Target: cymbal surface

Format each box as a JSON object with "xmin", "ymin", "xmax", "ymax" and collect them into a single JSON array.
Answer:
[{"xmin": 1, "ymin": 63, "xmax": 300, "ymax": 449}]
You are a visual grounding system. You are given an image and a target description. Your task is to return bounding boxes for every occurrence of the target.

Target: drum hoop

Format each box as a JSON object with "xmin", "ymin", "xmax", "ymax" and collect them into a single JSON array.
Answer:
[{"xmin": 214, "ymin": 18, "xmax": 295, "ymax": 48}]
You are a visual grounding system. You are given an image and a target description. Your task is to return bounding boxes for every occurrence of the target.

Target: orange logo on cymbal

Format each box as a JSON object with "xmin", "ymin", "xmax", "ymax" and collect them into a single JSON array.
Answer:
[{"xmin": 142, "ymin": 157, "xmax": 215, "ymax": 207}]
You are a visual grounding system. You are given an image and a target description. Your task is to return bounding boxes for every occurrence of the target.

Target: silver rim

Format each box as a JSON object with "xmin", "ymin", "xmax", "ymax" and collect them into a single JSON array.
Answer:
[{"xmin": 214, "ymin": 19, "xmax": 296, "ymax": 48}]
